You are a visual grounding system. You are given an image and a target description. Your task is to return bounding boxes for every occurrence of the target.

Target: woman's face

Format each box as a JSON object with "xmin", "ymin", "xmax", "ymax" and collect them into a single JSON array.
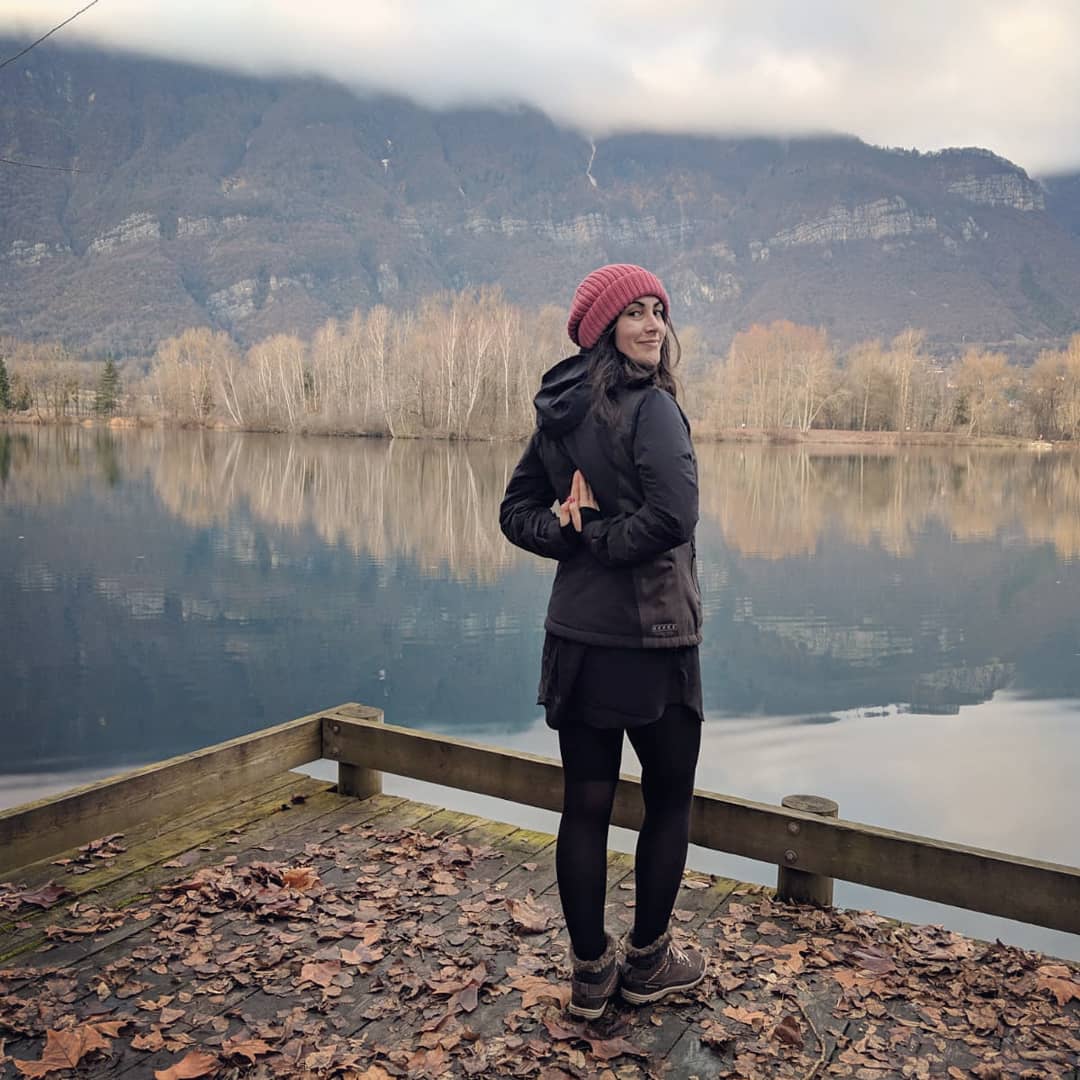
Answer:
[{"xmin": 614, "ymin": 295, "xmax": 666, "ymax": 367}]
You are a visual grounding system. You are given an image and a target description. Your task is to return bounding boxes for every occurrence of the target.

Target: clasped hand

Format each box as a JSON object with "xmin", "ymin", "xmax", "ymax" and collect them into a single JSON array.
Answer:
[{"xmin": 558, "ymin": 469, "xmax": 598, "ymax": 532}]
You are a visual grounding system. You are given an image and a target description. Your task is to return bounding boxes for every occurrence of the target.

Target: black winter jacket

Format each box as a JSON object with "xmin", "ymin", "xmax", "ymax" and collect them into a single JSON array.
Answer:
[{"xmin": 499, "ymin": 354, "xmax": 702, "ymax": 649}]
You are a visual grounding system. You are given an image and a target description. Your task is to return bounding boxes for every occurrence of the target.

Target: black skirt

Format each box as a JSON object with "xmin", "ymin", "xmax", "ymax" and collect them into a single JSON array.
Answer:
[{"xmin": 538, "ymin": 632, "xmax": 703, "ymax": 730}]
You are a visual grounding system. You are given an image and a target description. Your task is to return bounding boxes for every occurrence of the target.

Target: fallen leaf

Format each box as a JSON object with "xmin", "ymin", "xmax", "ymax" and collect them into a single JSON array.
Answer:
[
  {"xmin": 847, "ymin": 946, "xmax": 896, "ymax": 975},
  {"xmin": 506, "ymin": 893, "xmax": 551, "ymax": 933},
  {"xmin": 153, "ymin": 1050, "xmax": 218, "ymax": 1079},
  {"xmin": 341, "ymin": 945, "xmax": 384, "ymax": 965},
  {"xmin": 1035, "ymin": 966, "xmax": 1080, "ymax": 1006},
  {"xmin": 12, "ymin": 1020, "xmax": 123, "ymax": 1078},
  {"xmin": 965, "ymin": 1004, "xmax": 998, "ymax": 1031},
  {"xmin": 585, "ymin": 1035, "xmax": 648, "ymax": 1061},
  {"xmin": 511, "ymin": 975, "xmax": 571, "ymax": 1009},
  {"xmin": 282, "ymin": 867, "xmax": 320, "ymax": 891},
  {"xmin": 723, "ymin": 1005, "xmax": 768, "ymax": 1029},
  {"xmin": 300, "ymin": 960, "xmax": 341, "ymax": 987},
  {"xmin": 699, "ymin": 1019, "xmax": 735, "ymax": 1051},
  {"xmin": 773, "ymin": 1013, "xmax": 803, "ymax": 1049},
  {"xmin": 221, "ymin": 1036, "xmax": 271, "ymax": 1063},
  {"xmin": 12, "ymin": 883, "xmax": 73, "ymax": 910}
]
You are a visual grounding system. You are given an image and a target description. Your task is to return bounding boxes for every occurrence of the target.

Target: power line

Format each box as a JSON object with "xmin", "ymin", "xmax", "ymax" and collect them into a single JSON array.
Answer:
[
  {"xmin": 0, "ymin": 156, "xmax": 84, "ymax": 173},
  {"xmin": 0, "ymin": 1, "xmax": 101, "ymax": 173},
  {"xmin": 0, "ymin": 0, "xmax": 101, "ymax": 73}
]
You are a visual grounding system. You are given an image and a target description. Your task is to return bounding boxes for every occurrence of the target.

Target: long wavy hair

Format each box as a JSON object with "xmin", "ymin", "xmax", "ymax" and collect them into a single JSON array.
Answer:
[{"xmin": 584, "ymin": 317, "xmax": 682, "ymax": 428}]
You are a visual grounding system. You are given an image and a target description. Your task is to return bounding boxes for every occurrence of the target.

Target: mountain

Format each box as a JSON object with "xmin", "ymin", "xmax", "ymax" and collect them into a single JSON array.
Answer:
[{"xmin": 3, "ymin": 41, "xmax": 1080, "ymax": 357}]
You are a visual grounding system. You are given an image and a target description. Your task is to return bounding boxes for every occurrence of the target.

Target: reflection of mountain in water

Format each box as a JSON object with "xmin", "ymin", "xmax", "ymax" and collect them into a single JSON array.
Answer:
[{"xmin": 2, "ymin": 426, "xmax": 1079, "ymax": 776}]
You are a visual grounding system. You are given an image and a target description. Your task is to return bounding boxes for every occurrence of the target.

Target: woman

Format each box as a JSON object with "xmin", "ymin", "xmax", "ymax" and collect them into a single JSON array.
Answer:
[{"xmin": 499, "ymin": 264, "xmax": 705, "ymax": 1019}]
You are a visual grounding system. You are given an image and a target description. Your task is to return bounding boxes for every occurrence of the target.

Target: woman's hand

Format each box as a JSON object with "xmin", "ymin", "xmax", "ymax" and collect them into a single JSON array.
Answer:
[{"xmin": 563, "ymin": 469, "xmax": 598, "ymax": 532}]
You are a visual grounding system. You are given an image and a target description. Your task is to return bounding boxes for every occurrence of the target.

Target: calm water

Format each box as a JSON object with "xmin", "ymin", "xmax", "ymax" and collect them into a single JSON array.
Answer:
[{"xmin": 2, "ymin": 425, "xmax": 1078, "ymax": 959}]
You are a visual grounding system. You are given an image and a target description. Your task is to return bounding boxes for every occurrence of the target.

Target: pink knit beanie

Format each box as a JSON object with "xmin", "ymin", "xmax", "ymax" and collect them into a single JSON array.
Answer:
[{"xmin": 566, "ymin": 264, "xmax": 671, "ymax": 350}]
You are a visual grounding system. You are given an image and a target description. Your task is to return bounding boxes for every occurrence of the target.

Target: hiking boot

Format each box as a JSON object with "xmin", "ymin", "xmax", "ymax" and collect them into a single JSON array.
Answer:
[
  {"xmin": 568, "ymin": 933, "xmax": 620, "ymax": 1019},
  {"xmin": 620, "ymin": 930, "xmax": 705, "ymax": 1004}
]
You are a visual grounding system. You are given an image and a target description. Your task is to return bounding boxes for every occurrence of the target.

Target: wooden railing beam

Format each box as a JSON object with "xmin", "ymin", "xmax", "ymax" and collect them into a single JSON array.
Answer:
[
  {"xmin": 0, "ymin": 712, "xmax": 324, "ymax": 877},
  {"xmin": 321, "ymin": 709, "xmax": 1080, "ymax": 935}
]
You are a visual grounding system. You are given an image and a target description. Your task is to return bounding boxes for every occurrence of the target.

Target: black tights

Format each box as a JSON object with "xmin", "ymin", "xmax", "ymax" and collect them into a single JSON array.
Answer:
[{"xmin": 556, "ymin": 705, "xmax": 701, "ymax": 961}]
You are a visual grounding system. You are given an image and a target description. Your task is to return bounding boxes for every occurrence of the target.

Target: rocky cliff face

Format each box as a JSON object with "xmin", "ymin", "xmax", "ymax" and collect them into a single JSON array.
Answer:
[{"xmin": 2, "ymin": 43, "xmax": 1079, "ymax": 355}]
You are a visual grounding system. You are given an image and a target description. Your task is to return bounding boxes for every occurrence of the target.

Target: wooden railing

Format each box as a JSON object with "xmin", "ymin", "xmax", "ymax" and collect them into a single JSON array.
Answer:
[{"xmin": 2, "ymin": 703, "xmax": 1077, "ymax": 937}]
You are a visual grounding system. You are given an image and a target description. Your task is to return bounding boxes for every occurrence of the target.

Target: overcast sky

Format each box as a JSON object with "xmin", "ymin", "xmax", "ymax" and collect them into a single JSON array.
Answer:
[{"xmin": 3, "ymin": 0, "xmax": 1079, "ymax": 175}]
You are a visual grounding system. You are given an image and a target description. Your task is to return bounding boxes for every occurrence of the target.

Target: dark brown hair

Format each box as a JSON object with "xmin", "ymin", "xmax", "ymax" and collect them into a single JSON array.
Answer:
[{"xmin": 584, "ymin": 318, "xmax": 681, "ymax": 427}]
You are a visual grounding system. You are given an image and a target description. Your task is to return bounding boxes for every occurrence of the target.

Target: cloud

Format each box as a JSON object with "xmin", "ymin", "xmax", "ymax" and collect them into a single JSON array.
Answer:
[{"xmin": 2, "ymin": 0, "xmax": 1079, "ymax": 173}]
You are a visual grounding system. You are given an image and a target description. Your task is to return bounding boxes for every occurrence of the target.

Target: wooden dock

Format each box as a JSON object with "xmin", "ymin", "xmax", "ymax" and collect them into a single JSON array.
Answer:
[{"xmin": 1, "ymin": 708, "xmax": 1078, "ymax": 1078}]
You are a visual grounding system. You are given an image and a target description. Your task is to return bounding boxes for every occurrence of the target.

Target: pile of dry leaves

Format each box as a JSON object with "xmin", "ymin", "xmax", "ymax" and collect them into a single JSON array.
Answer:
[{"xmin": 0, "ymin": 815, "xmax": 1077, "ymax": 1079}]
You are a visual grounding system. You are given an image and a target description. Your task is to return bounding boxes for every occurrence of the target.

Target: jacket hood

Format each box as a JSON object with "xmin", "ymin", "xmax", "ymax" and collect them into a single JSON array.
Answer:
[{"xmin": 534, "ymin": 354, "xmax": 591, "ymax": 435}]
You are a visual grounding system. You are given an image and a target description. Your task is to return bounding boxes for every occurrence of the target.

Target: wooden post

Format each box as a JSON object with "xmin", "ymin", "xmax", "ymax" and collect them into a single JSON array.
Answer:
[
  {"xmin": 325, "ymin": 704, "xmax": 384, "ymax": 798},
  {"xmin": 776, "ymin": 794, "xmax": 839, "ymax": 905}
]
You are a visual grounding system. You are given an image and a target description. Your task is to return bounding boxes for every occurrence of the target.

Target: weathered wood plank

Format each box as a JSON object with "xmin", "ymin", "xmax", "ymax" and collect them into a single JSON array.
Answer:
[
  {"xmin": 1, "ymin": 770, "xmax": 315, "ymax": 898},
  {"xmin": 0, "ymin": 784, "xmax": 355, "ymax": 968},
  {"xmin": 322, "ymin": 711, "xmax": 1080, "ymax": 934},
  {"xmin": 0, "ymin": 774, "xmax": 329, "ymax": 947},
  {"xmin": 0, "ymin": 711, "xmax": 326, "ymax": 876}
]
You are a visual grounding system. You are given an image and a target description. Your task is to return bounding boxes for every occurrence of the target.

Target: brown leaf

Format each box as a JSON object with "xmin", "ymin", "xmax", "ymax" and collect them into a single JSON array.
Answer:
[
  {"xmin": 221, "ymin": 1036, "xmax": 271, "ymax": 1063},
  {"xmin": 772, "ymin": 1013, "xmax": 803, "ymax": 1049},
  {"xmin": 407, "ymin": 1046, "xmax": 449, "ymax": 1075},
  {"xmin": 153, "ymin": 1050, "xmax": 219, "ymax": 1079},
  {"xmin": 965, "ymin": 1004, "xmax": 998, "ymax": 1031},
  {"xmin": 282, "ymin": 866, "xmax": 320, "ymax": 891},
  {"xmin": 699, "ymin": 1019, "xmax": 735, "ymax": 1051},
  {"xmin": 12, "ymin": 883, "xmax": 73, "ymax": 910},
  {"xmin": 1035, "ymin": 965, "xmax": 1080, "ymax": 1006},
  {"xmin": 300, "ymin": 959, "xmax": 341, "ymax": 987},
  {"xmin": 511, "ymin": 975, "xmax": 571, "ymax": 1009},
  {"xmin": 14, "ymin": 1029, "xmax": 95, "ymax": 1077},
  {"xmin": 354, "ymin": 1068, "xmax": 394, "ymax": 1080},
  {"xmin": 11, "ymin": 1017, "xmax": 127, "ymax": 1078},
  {"xmin": 772, "ymin": 940, "xmax": 806, "ymax": 975},
  {"xmin": 340, "ymin": 945, "xmax": 385, "ymax": 966},
  {"xmin": 847, "ymin": 946, "xmax": 896, "ymax": 974},
  {"xmin": 160, "ymin": 1007, "xmax": 186, "ymax": 1026},
  {"xmin": 506, "ymin": 893, "xmax": 551, "ymax": 933},
  {"xmin": 427, "ymin": 963, "xmax": 488, "ymax": 995},
  {"xmin": 585, "ymin": 1035, "xmax": 648, "ymax": 1061},
  {"xmin": 722, "ymin": 1004, "xmax": 768, "ymax": 1030},
  {"xmin": 132, "ymin": 1030, "xmax": 166, "ymax": 1051}
]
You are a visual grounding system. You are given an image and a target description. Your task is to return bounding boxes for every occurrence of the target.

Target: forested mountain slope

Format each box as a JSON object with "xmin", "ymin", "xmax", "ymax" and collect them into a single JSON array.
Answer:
[{"xmin": 3, "ymin": 42, "xmax": 1080, "ymax": 356}]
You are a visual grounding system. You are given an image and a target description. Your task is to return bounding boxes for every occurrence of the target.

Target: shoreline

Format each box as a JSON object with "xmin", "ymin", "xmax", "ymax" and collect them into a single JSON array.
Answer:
[{"xmin": 0, "ymin": 413, "xmax": 1067, "ymax": 451}]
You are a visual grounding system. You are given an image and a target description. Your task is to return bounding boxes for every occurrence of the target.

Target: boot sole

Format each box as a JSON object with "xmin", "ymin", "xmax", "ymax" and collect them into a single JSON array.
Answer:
[
  {"xmin": 620, "ymin": 969, "xmax": 705, "ymax": 1004},
  {"xmin": 567, "ymin": 1000, "xmax": 610, "ymax": 1019}
]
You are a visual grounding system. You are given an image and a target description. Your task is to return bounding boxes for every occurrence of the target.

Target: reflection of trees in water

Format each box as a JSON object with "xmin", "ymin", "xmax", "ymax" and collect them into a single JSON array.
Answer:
[
  {"xmin": 150, "ymin": 433, "xmax": 525, "ymax": 581},
  {"xmin": 0, "ymin": 425, "xmax": 91, "ymax": 505},
  {"xmin": 13, "ymin": 428, "xmax": 1080, "ymax": 569},
  {"xmin": 698, "ymin": 445, "xmax": 1080, "ymax": 560}
]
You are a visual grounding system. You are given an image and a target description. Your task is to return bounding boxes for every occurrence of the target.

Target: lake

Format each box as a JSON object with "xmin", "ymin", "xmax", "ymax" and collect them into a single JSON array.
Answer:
[{"xmin": 2, "ymin": 425, "xmax": 1078, "ymax": 959}]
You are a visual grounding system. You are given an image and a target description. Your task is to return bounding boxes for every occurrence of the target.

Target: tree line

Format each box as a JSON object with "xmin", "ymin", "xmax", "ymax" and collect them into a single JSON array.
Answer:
[
  {"xmin": 693, "ymin": 321, "xmax": 1080, "ymax": 441},
  {"xmin": 3, "ymin": 298, "xmax": 1080, "ymax": 441}
]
